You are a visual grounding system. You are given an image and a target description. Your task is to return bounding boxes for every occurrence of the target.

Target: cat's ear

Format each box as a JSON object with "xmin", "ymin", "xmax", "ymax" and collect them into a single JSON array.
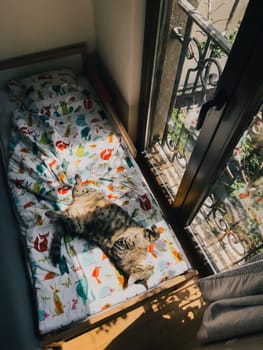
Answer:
[
  {"xmin": 45, "ymin": 210, "xmax": 64, "ymax": 219},
  {"xmin": 144, "ymin": 225, "xmax": 160, "ymax": 242}
]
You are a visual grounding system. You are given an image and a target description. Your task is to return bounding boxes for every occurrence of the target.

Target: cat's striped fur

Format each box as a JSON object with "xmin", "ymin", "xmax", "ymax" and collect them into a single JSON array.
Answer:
[{"xmin": 46, "ymin": 174, "xmax": 160, "ymax": 285}]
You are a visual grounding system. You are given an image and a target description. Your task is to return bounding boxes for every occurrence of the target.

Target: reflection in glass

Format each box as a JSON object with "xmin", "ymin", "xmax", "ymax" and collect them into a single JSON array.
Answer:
[{"xmin": 188, "ymin": 106, "xmax": 263, "ymax": 272}]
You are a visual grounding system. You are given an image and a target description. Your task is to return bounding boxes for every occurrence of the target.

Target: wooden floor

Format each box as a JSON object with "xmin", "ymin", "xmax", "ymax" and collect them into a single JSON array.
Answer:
[{"xmin": 58, "ymin": 278, "xmax": 263, "ymax": 350}]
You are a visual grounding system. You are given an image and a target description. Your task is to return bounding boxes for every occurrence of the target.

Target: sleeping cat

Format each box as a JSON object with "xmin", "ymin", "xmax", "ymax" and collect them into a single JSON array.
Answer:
[{"xmin": 46, "ymin": 174, "xmax": 160, "ymax": 285}]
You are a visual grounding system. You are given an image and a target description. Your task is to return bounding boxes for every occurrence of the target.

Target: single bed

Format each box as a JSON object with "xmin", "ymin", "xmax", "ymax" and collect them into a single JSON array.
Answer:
[{"xmin": 0, "ymin": 43, "xmax": 194, "ymax": 348}]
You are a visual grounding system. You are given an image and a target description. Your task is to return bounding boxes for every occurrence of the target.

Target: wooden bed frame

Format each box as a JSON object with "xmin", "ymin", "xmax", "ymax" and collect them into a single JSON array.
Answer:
[
  {"xmin": 0, "ymin": 42, "xmax": 136, "ymax": 157},
  {"xmin": 0, "ymin": 42, "xmax": 196, "ymax": 349}
]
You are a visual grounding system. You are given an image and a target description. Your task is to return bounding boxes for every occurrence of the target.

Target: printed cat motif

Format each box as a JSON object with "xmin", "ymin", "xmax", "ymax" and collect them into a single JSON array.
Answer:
[{"xmin": 46, "ymin": 174, "xmax": 160, "ymax": 285}]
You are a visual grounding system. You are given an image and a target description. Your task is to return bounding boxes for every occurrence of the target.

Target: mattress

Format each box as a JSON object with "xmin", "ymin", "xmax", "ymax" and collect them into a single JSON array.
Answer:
[{"xmin": 0, "ymin": 68, "xmax": 190, "ymax": 334}]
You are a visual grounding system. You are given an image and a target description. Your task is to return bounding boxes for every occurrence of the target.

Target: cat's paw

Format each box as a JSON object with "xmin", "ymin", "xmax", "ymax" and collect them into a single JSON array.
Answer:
[
  {"xmin": 144, "ymin": 225, "xmax": 160, "ymax": 242},
  {"xmin": 45, "ymin": 210, "xmax": 64, "ymax": 219},
  {"xmin": 45, "ymin": 210, "xmax": 55, "ymax": 218},
  {"xmin": 75, "ymin": 222, "xmax": 85, "ymax": 235},
  {"xmin": 75, "ymin": 174, "xmax": 82, "ymax": 183},
  {"xmin": 151, "ymin": 224, "xmax": 160, "ymax": 240}
]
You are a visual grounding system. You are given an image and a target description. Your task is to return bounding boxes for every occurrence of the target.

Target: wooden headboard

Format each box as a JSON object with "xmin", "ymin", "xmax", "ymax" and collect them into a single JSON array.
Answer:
[
  {"xmin": 0, "ymin": 42, "xmax": 137, "ymax": 156},
  {"xmin": 0, "ymin": 42, "xmax": 88, "ymax": 88}
]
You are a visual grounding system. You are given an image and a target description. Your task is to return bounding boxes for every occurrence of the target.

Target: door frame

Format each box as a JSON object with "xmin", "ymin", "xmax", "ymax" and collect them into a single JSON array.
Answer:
[
  {"xmin": 137, "ymin": 0, "xmax": 263, "ymax": 227},
  {"xmin": 174, "ymin": 0, "xmax": 263, "ymax": 225}
]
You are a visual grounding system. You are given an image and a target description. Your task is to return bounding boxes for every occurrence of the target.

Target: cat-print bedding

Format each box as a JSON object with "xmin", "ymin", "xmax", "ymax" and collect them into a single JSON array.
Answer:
[{"xmin": 7, "ymin": 69, "xmax": 189, "ymax": 334}]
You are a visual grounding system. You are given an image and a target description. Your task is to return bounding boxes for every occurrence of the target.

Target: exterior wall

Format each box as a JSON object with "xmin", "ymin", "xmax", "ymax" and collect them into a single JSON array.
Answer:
[
  {"xmin": 93, "ymin": 0, "xmax": 146, "ymax": 142},
  {"xmin": 197, "ymin": 0, "xmax": 249, "ymax": 34},
  {"xmin": 0, "ymin": 0, "xmax": 96, "ymax": 59}
]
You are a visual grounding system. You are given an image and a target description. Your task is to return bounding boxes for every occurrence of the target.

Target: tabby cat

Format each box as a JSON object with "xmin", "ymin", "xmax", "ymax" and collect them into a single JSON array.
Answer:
[{"xmin": 46, "ymin": 174, "xmax": 160, "ymax": 285}]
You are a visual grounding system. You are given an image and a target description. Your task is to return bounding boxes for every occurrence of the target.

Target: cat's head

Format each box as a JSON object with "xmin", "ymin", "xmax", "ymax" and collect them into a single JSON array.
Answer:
[{"xmin": 111, "ymin": 225, "xmax": 160, "ymax": 286}]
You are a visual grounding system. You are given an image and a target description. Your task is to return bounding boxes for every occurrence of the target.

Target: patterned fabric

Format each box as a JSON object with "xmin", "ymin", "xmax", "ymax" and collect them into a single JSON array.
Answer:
[
  {"xmin": 7, "ymin": 73, "xmax": 189, "ymax": 334},
  {"xmin": 8, "ymin": 68, "xmax": 77, "ymax": 107}
]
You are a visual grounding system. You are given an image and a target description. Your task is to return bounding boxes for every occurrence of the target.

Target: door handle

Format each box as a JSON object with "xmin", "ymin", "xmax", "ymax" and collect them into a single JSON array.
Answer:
[{"xmin": 196, "ymin": 90, "xmax": 228, "ymax": 130}]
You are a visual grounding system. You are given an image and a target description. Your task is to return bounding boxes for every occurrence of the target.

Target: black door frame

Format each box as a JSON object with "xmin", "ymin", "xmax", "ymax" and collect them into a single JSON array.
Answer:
[
  {"xmin": 137, "ymin": 0, "xmax": 263, "ymax": 227},
  {"xmin": 174, "ymin": 0, "xmax": 263, "ymax": 225}
]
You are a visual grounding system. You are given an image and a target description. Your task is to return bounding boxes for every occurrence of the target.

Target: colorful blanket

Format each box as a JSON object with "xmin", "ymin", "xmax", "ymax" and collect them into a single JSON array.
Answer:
[{"xmin": 7, "ymin": 70, "xmax": 189, "ymax": 333}]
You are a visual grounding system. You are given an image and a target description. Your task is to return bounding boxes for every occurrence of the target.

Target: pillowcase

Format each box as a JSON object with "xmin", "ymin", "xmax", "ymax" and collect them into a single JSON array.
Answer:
[
  {"xmin": 8, "ymin": 68, "xmax": 78, "ymax": 106},
  {"xmin": 30, "ymin": 89, "xmax": 100, "ymax": 118}
]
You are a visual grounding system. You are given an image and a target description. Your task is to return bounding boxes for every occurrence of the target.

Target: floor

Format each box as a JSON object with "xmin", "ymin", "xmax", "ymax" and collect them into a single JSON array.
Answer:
[{"xmin": 59, "ymin": 278, "xmax": 263, "ymax": 350}]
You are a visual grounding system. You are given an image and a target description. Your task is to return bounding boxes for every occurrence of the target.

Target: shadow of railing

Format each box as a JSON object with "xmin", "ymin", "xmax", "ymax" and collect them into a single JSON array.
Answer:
[{"xmin": 93, "ymin": 280, "xmax": 206, "ymax": 350}]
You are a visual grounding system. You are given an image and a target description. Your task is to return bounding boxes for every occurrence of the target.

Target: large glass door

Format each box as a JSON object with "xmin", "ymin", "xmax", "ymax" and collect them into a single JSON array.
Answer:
[
  {"xmin": 187, "ymin": 101, "xmax": 263, "ymax": 272},
  {"xmin": 138, "ymin": 0, "xmax": 263, "ymax": 272},
  {"xmin": 141, "ymin": 0, "xmax": 248, "ymax": 203}
]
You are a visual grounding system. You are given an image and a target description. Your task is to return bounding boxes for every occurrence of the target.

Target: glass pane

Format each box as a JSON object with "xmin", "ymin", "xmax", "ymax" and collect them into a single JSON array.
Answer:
[
  {"xmin": 144, "ymin": 0, "xmax": 249, "ymax": 203},
  {"xmin": 187, "ymin": 104, "xmax": 263, "ymax": 272}
]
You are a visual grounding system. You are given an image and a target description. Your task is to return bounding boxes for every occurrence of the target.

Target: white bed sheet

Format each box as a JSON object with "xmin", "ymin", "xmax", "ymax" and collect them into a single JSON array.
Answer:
[
  {"xmin": 1, "ymin": 74, "xmax": 191, "ymax": 334},
  {"xmin": 0, "ymin": 76, "xmax": 94, "ymax": 165}
]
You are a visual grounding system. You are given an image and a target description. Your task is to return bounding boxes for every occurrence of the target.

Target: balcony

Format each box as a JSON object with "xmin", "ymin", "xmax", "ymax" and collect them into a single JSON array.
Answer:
[{"xmin": 143, "ymin": 0, "xmax": 263, "ymax": 272}]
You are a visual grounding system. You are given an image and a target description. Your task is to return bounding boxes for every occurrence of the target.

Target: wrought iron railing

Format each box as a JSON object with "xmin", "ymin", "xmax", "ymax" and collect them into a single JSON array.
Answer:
[
  {"xmin": 163, "ymin": 0, "xmax": 231, "ymax": 168},
  {"xmin": 148, "ymin": 0, "xmax": 233, "ymax": 200},
  {"xmin": 188, "ymin": 110, "xmax": 263, "ymax": 272},
  {"xmin": 146, "ymin": 0, "xmax": 263, "ymax": 271}
]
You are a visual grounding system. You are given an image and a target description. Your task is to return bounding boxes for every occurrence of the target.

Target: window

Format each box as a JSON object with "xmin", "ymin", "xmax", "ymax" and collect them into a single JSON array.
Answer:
[{"xmin": 137, "ymin": 0, "xmax": 263, "ymax": 273}]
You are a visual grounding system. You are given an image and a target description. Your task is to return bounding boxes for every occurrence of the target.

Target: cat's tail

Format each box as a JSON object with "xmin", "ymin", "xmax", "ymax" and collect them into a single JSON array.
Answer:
[
  {"xmin": 46, "ymin": 211, "xmax": 64, "ymax": 266},
  {"xmin": 50, "ymin": 229, "xmax": 64, "ymax": 265}
]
